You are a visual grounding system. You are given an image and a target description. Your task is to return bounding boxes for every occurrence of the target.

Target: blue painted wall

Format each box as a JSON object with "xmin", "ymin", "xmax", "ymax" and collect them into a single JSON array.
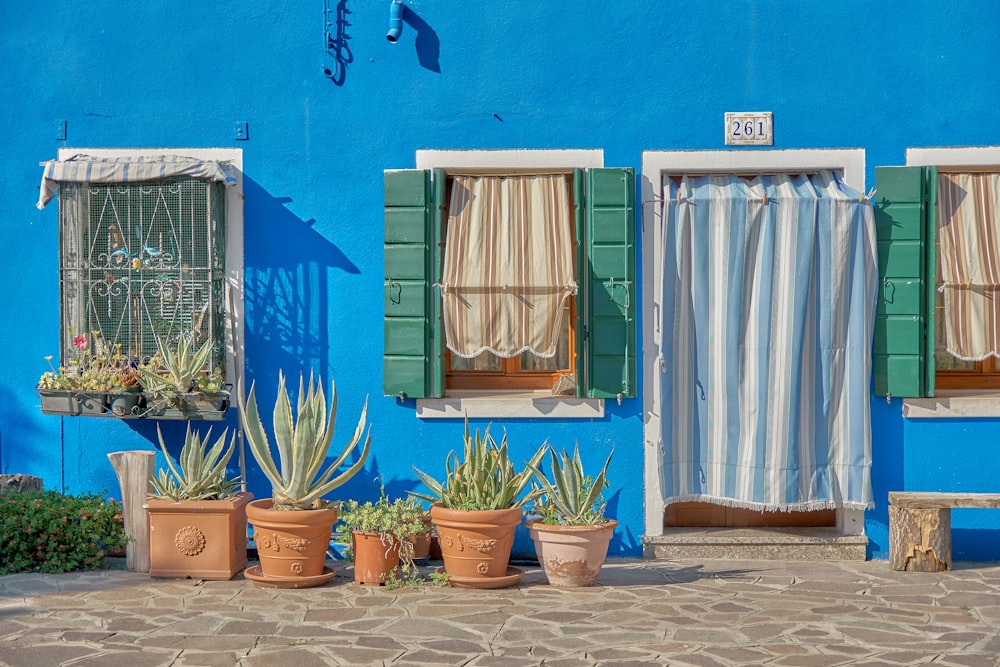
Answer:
[{"xmin": 2, "ymin": 1, "xmax": 1000, "ymax": 559}]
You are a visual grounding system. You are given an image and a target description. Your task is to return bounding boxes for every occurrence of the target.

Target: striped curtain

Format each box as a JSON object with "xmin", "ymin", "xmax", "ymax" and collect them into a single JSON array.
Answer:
[
  {"xmin": 937, "ymin": 172, "xmax": 1000, "ymax": 361},
  {"xmin": 441, "ymin": 175, "xmax": 576, "ymax": 359},
  {"xmin": 656, "ymin": 172, "xmax": 876, "ymax": 511}
]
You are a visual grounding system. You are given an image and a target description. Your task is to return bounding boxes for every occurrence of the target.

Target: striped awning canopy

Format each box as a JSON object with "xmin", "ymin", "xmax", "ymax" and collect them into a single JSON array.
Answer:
[{"xmin": 36, "ymin": 154, "xmax": 238, "ymax": 210}]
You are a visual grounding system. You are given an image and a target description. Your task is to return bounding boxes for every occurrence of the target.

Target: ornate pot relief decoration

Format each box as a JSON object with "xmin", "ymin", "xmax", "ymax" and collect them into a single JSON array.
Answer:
[{"xmin": 175, "ymin": 526, "xmax": 207, "ymax": 556}]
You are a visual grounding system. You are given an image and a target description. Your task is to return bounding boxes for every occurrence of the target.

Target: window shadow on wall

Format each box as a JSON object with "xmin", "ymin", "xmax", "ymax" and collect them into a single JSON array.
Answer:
[{"xmin": 242, "ymin": 175, "xmax": 359, "ymax": 396}]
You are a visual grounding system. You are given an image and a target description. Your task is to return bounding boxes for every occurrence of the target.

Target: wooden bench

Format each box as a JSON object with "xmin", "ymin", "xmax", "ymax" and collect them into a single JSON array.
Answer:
[{"xmin": 888, "ymin": 491, "xmax": 1000, "ymax": 572}]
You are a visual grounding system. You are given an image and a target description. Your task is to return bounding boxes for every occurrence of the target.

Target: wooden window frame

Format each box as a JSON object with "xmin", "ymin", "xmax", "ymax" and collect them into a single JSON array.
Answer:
[{"xmin": 443, "ymin": 173, "xmax": 577, "ymax": 392}]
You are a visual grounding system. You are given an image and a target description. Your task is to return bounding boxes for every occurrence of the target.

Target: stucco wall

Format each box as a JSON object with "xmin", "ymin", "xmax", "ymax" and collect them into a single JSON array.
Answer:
[{"xmin": 3, "ymin": 1, "xmax": 1000, "ymax": 559}]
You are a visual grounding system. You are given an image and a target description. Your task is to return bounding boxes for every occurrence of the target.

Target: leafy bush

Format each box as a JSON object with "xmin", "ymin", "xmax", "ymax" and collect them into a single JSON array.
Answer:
[{"xmin": 0, "ymin": 490, "xmax": 128, "ymax": 574}]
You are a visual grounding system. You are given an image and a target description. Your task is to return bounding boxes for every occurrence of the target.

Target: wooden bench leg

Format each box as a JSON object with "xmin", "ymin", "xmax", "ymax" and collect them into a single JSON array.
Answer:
[{"xmin": 889, "ymin": 506, "xmax": 952, "ymax": 572}]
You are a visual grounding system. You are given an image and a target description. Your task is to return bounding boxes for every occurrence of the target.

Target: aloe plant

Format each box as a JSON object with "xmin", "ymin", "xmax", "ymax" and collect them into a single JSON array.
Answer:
[
  {"xmin": 238, "ymin": 371, "xmax": 371, "ymax": 511},
  {"xmin": 411, "ymin": 420, "xmax": 545, "ymax": 511},
  {"xmin": 139, "ymin": 336, "xmax": 216, "ymax": 404},
  {"xmin": 149, "ymin": 423, "xmax": 241, "ymax": 501},
  {"xmin": 529, "ymin": 444, "xmax": 612, "ymax": 526}
]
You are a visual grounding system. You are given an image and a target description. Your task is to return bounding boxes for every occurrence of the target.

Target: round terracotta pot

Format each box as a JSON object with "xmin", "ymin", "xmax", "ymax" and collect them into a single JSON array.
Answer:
[
  {"xmin": 246, "ymin": 499, "xmax": 337, "ymax": 579},
  {"xmin": 352, "ymin": 531, "xmax": 400, "ymax": 586},
  {"xmin": 403, "ymin": 515, "xmax": 433, "ymax": 561},
  {"xmin": 431, "ymin": 504, "xmax": 522, "ymax": 580},
  {"xmin": 526, "ymin": 518, "xmax": 618, "ymax": 587}
]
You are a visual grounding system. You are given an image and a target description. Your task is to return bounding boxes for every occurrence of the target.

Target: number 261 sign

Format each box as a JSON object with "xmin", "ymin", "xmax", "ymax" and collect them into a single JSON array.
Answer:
[{"xmin": 725, "ymin": 112, "xmax": 773, "ymax": 146}]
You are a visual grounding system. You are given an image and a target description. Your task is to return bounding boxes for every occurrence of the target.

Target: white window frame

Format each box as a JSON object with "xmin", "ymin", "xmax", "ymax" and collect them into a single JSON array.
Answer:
[
  {"xmin": 640, "ymin": 149, "xmax": 866, "ymax": 538},
  {"xmin": 58, "ymin": 147, "xmax": 245, "ymax": 395},
  {"xmin": 413, "ymin": 149, "xmax": 605, "ymax": 419},
  {"xmin": 903, "ymin": 146, "xmax": 1000, "ymax": 418}
]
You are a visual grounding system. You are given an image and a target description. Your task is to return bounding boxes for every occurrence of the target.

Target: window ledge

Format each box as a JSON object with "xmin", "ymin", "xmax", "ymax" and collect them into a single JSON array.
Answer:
[
  {"xmin": 416, "ymin": 391, "xmax": 604, "ymax": 419},
  {"xmin": 903, "ymin": 391, "xmax": 1000, "ymax": 418}
]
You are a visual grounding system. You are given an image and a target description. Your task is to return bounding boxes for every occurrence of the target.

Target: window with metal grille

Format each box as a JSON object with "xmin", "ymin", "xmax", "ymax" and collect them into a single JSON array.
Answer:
[{"xmin": 58, "ymin": 178, "xmax": 228, "ymax": 375}]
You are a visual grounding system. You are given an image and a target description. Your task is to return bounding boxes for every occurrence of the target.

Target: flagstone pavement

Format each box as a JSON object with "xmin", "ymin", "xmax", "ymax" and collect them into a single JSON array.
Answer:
[{"xmin": 2, "ymin": 558, "xmax": 1000, "ymax": 666}]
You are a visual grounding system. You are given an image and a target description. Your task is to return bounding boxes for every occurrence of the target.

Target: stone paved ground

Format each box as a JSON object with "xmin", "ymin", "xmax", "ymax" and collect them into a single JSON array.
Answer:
[{"xmin": 2, "ymin": 558, "xmax": 1000, "ymax": 666}]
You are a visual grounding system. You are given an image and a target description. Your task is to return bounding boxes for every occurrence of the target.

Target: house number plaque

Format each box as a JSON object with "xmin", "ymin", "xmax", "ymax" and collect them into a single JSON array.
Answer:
[{"xmin": 725, "ymin": 112, "xmax": 773, "ymax": 146}]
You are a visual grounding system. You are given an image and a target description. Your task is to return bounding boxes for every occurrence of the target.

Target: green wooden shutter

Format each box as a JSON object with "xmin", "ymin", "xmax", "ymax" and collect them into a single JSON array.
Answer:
[
  {"xmin": 584, "ymin": 168, "xmax": 637, "ymax": 399},
  {"xmin": 383, "ymin": 169, "xmax": 444, "ymax": 398},
  {"xmin": 873, "ymin": 165, "xmax": 936, "ymax": 398}
]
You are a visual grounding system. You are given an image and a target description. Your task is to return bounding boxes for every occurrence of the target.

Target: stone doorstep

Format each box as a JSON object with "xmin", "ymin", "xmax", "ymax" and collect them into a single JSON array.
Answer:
[{"xmin": 641, "ymin": 527, "xmax": 868, "ymax": 561}]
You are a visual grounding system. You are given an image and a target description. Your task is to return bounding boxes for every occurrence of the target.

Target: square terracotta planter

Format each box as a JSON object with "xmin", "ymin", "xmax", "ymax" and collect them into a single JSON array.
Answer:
[{"xmin": 144, "ymin": 492, "xmax": 252, "ymax": 580}]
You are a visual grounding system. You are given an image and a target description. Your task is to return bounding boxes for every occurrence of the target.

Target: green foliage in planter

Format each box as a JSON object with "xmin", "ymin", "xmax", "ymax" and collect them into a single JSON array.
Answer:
[
  {"xmin": 411, "ymin": 419, "xmax": 545, "ymax": 511},
  {"xmin": 0, "ymin": 490, "xmax": 128, "ymax": 574},
  {"xmin": 335, "ymin": 492, "xmax": 429, "ymax": 545},
  {"xmin": 529, "ymin": 444, "xmax": 613, "ymax": 526},
  {"xmin": 149, "ymin": 423, "xmax": 241, "ymax": 501},
  {"xmin": 38, "ymin": 332, "xmax": 141, "ymax": 392}
]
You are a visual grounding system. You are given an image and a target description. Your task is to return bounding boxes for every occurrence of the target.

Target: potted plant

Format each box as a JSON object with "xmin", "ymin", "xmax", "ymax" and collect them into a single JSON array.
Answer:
[
  {"xmin": 138, "ymin": 335, "xmax": 229, "ymax": 420},
  {"xmin": 38, "ymin": 332, "xmax": 141, "ymax": 417},
  {"xmin": 335, "ymin": 491, "xmax": 430, "ymax": 586},
  {"xmin": 238, "ymin": 371, "xmax": 371, "ymax": 588},
  {"xmin": 411, "ymin": 420, "xmax": 545, "ymax": 589},
  {"xmin": 525, "ymin": 444, "xmax": 616, "ymax": 587},
  {"xmin": 144, "ymin": 423, "xmax": 252, "ymax": 580}
]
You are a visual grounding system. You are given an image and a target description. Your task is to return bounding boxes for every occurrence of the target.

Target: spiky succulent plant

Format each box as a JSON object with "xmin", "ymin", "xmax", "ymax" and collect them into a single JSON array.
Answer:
[
  {"xmin": 138, "ymin": 336, "xmax": 215, "ymax": 404},
  {"xmin": 528, "ymin": 444, "xmax": 612, "ymax": 526},
  {"xmin": 149, "ymin": 423, "xmax": 241, "ymax": 501},
  {"xmin": 411, "ymin": 419, "xmax": 545, "ymax": 511},
  {"xmin": 238, "ymin": 371, "xmax": 371, "ymax": 511}
]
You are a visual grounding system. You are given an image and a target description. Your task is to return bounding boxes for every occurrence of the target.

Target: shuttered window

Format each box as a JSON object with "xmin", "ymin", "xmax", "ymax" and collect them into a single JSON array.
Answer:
[
  {"xmin": 874, "ymin": 165, "xmax": 1000, "ymax": 397},
  {"xmin": 384, "ymin": 167, "xmax": 636, "ymax": 400}
]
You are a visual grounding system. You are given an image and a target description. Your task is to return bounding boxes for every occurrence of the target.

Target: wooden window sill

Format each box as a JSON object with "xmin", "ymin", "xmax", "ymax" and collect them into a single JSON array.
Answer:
[{"xmin": 416, "ymin": 390, "xmax": 604, "ymax": 419}]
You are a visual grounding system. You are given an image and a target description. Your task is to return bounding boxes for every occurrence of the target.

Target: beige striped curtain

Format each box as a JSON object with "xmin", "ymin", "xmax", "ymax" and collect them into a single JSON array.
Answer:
[
  {"xmin": 441, "ymin": 175, "xmax": 576, "ymax": 358},
  {"xmin": 937, "ymin": 172, "xmax": 1000, "ymax": 361}
]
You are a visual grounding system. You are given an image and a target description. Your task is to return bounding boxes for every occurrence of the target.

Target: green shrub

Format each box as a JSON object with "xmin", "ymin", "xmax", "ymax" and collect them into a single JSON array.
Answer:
[{"xmin": 0, "ymin": 490, "xmax": 128, "ymax": 574}]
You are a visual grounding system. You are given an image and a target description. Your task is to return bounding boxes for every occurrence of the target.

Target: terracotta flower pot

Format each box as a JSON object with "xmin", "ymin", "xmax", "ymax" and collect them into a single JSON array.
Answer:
[
  {"xmin": 401, "ymin": 515, "xmax": 433, "ymax": 561},
  {"xmin": 352, "ymin": 531, "xmax": 400, "ymax": 585},
  {"xmin": 246, "ymin": 499, "xmax": 337, "ymax": 582},
  {"xmin": 431, "ymin": 505, "xmax": 522, "ymax": 585},
  {"xmin": 144, "ymin": 492, "xmax": 252, "ymax": 580},
  {"xmin": 526, "ymin": 518, "xmax": 617, "ymax": 587}
]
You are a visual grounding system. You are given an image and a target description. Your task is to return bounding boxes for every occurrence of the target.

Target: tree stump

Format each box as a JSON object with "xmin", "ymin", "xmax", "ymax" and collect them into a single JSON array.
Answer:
[
  {"xmin": 888, "ymin": 505, "xmax": 951, "ymax": 572},
  {"xmin": 108, "ymin": 451, "xmax": 155, "ymax": 573},
  {"xmin": 0, "ymin": 474, "xmax": 43, "ymax": 495}
]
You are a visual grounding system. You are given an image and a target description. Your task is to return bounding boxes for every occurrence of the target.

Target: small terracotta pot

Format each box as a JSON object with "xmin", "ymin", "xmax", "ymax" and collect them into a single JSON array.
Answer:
[
  {"xmin": 526, "ymin": 518, "xmax": 617, "ymax": 587},
  {"xmin": 352, "ymin": 531, "xmax": 400, "ymax": 585},
  {"xmin": 403, "ymin": 515, "xmax": 433, "ymax": 561},
  {"xmin": 431, "ymin": 505, "xmax": 521, "ymax": 581},
  {"xmin": 246, "ymin": 499, "xmax": 337, "ymax": 579}
]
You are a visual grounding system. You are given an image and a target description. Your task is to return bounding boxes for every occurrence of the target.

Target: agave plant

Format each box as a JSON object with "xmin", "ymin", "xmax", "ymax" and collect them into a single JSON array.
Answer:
[
  {"xmin": 139, "ymin": 336, "xmax": 216, "ymax": 403},
  {"xmin": 411, "ymin": 420, "xmax": 545, "ymax": 511},
  {"xmin": 528, "ymin": 444, "xmax": 612, "ymax": 526},
  {"xmin": 238, "ymin": 371, "xmax": 371, "ymax": 511},
  {"xmin": 149, "ymin": 423, "xmax": 241, "ymax": 501}
]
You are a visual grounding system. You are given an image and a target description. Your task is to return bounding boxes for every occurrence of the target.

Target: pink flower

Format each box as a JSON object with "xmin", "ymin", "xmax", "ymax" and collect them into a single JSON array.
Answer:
[{"xmin": 73, "ymin": 335, "xmax": 87, "ymax": 350}]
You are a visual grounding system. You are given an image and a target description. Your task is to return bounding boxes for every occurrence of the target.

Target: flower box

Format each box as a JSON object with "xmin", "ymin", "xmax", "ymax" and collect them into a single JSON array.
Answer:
[
  {"xmin": 38, "ymin": 389, "xmax": 108, "ymax": 417},
  {"xmin": 141, "ymin": 392, "xmax": 230, "ymax": 421}
]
